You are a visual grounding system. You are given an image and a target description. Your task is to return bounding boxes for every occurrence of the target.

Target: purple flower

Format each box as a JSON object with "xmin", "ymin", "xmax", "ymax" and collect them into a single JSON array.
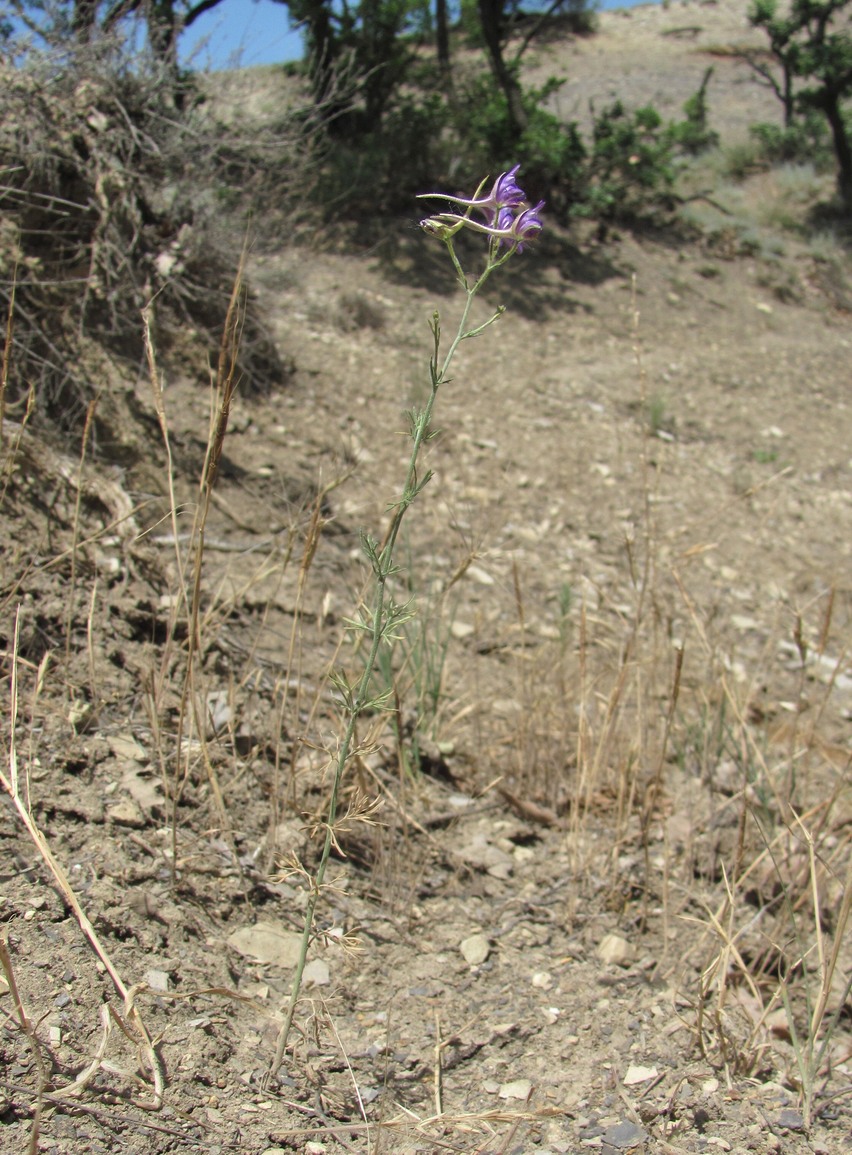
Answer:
[
  {"xmin": 506, "ymin": 200, "xmax": 545, "ymax": 250},
  {"xmin": 468, "ymin": 198, "xmax": 545, "ymax": 250},
  {"xmin": 419, "ymin": 165, "xmax": 527, "ymax": 223},
  {"xmin": 418, "ymin": 167, "xmax": 545, "ymax": 252},
  {"xmin": 476, "ymin": 165, "xmax": 527, "ymax": 224}
]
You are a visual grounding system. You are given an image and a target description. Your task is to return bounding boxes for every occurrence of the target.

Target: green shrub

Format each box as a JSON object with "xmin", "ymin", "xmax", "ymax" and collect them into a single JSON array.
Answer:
[
  {"xmin": 519, "ymin": 109, "xmax": 586, "ymax": 207},
  {"xmin": 459, "ymin": 0, "xmax": 485, "ymax": 47},
  {"xmin": 453, "ymin": 72, "xmax": 521, "ymax": 170},
  {"xmin": 576, "ymin": 101, "xmax": 677, "ymax": 222},
  {"xmin": 314, "ymin": 61, "xmax": 720, "ymax": 230},
  {"xmin": 316, "ymin": 91, "xmax": 452, "ymax": 213},
  {"xmin": 749, "ymin": 114, "xmax": 832, "ymax": 169},
  {"xmin": 448, "ymin": 74, "xmax": 585, "ymax": 209},
  {"xmin": 723, "ymin": 140, "xmax": 768, "ymax": 180},
  {"xmin": 560, "ymin": 0, "xmax": 599, "ymax": 36},
  {"xmin": 668, "ymin": 67, "xmax": 719, "ymax": 156}
]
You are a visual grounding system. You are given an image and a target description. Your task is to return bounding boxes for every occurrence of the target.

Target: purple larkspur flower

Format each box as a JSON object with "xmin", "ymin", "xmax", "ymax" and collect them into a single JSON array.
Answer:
[
  {"xmin": 506, "ymin": 200, "xmax": 545, "ymax": 250},
  {"xmin": 473, "ymin": 165, "xmax": 527, "ymax": 224},
  {"xmin": 469, "ymin": 198, "xmax": 545, "ymax": 250},
  {"xmin": 419, "ymin": 165, "xmax": 526, "ymax": 223},
  {"xmin": 418, "ymin": 167, "xmax": 545, "ymax": 251}
]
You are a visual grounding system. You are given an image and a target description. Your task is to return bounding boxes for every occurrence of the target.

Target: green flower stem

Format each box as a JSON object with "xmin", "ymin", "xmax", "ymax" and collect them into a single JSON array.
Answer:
[{"xmin": 270, "ymin": 237, "xmax": 514, "ymax": 1078}]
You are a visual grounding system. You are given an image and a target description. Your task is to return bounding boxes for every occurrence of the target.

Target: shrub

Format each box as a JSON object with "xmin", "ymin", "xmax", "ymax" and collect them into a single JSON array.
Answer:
[
  {"xmin": 749, "ymin": 114, "xmax": 832, "ymax": 170},
  {"xmin": 449, "ymin": 74, "xmax": 586, "ymax": 207},
  {"xmin": 311, "ymin": 61, "xmax": 721, "ymax": 230},
  {"xmin": 314, "ymin": 91, "xmax": 452, "ymax": 215},
  {"xmin": 575, "ymin": 102, "xmax": 677, "ymax": 223},
  {"xmin": 0, "ymin": 41, "xmax": 307, "ymax": 435},
  {"xmin": 668, "ymin": 66, "xmax": 719, "ymax": 156}
]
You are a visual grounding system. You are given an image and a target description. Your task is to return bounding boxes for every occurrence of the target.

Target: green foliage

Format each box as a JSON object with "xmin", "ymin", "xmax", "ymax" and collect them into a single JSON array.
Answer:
[
  {"xmin": 459, "ymin": 0, "xmax": 485, "ymax": 46},
  {"xmin": 304, "ymin": 8, "xmax": 723, "ymax": 228},
  {"xmin": 574, "ymin": 73, "xmax": 726, "ymax": 222},
  {"xmin": 559, "ymin": 0, "xmax": 599, "ymax": 36},
  {"xmin": 312, "ymin": 62, "xmax": 727, "ymax": 228},
  {"xmin": 316, "ymin": 91, "xmax": 451, "ymax": 212},
  {"xmin": 749, "ymin": 111, "xmax": 832, "ymax": 166},
  {"xmin": 668, "ymin": 66, "xmax": 720, "ymax": 155},
  {"xmin": 372, "ymin": 580, "xmax": 456, "ymax": 774},
  {"xmin": 284, "ymin": 0, "xmax": 423, "ymax": 124},
  {"xmin": 518, "ymin": 106, "xmax": 586, "ymax": 199},
  {"xmin": 447, "ymin": 72, "xmax": 586, "ymax": 206},
  {"xmin": 452, "ymin": 73, "xmax": 585, "ymax": 195},
  {"xmin": 455, "ymin": 71, "xmax": 525, "ymax": 166},
  {"xmin": 749, "ymin": 0, "xmax": 852, "ymax": 211},
  {"xmin": 576, "ymin": 101, "xmax": 677, "ymax": 222},
  {"xmin": 646, "ymin": 394, "xmax": 671, "ymax": 438}
]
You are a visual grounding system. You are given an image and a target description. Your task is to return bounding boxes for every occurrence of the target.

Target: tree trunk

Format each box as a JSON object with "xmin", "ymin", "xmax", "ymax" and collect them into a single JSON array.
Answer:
[
  {"xmin": 144, "ymin": 1, "xmax": 179, "ymax": 71},
  {"xmin": 303, "ymin": 0, "xmax": 337, "ymax": 107},
  {"xmin": 436, "ymin": 0, "xmax": 451, "ymax": 84},
  {"xmin": 823, "ymin": 92, "xmax": 852, "ymax": 214},
  {"xmin": 477, "ymin": 0, "xmax": 527, "ymax": 139},
  {"xmin": 73, "ymin": 0, "xmax": 99, "ymax": 41}
]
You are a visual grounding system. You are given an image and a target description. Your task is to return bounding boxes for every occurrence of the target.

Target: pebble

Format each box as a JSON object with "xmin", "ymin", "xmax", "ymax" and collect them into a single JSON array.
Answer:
[{"xmin": 460, "ymin": 934, "xmax": 490, "ymax": 966}]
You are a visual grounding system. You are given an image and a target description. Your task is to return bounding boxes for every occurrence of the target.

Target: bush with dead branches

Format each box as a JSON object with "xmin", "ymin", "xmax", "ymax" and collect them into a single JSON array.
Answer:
[{"xmin": 0, "ymin": 36, "xmax": 321, "ymax": 438}]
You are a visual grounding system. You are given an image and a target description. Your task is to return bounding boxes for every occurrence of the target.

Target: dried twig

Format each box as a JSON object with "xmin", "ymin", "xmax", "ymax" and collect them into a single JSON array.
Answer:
[{"xmin": 1, "ymin": 609, "xmax": 164, "ymax": 1110}]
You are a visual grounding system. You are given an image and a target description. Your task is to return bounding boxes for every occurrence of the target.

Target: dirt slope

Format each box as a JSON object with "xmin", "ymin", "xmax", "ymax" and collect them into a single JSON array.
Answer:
[{"xmin": 1, "ymin": 2, "xmax": 851, "ymax": 1152}]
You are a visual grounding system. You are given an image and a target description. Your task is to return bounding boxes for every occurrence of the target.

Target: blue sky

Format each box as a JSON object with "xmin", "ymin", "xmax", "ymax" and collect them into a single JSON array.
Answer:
[
  {"xmin": 180, "ymin": 0, "xmax": 655, "ymax": 72},
  {"xmin": 181, "ymin": 1, "xmax": 302, "ymax": 70}
]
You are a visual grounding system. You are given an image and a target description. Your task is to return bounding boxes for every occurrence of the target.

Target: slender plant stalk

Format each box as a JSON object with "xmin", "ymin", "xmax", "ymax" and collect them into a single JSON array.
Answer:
[{"xmin": 271, "ymin": 229, "xmax": 523, "ymax": 1076}]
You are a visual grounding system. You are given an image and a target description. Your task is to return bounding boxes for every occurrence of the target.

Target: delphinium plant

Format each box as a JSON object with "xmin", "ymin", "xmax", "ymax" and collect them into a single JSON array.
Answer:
[{"xmin": 271, "ymin": 167, "xmax": 544, "ymax": 1075}]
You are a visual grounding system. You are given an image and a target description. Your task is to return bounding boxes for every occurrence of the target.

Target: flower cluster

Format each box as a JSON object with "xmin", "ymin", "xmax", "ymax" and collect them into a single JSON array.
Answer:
[{"xmin": 419, "ymin": 165, "xmax": 545, "ymax": 252}]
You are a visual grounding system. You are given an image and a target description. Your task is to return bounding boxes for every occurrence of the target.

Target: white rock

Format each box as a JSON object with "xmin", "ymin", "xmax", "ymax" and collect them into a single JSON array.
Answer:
[
  {"xmin": 460, "ymin": 934, "xmax": 490, "ymax": 966},
  {"xmin": 227, "ymin": 922, "xmax": 303, "ymax": 968},
  {"xmin": 303, "ymin": 958, "xmax": 330, "ymax": 987},
  {"xmin": 596, "ymin": 933, "xmax": 634, "ymax": 967},
  {"xmin": 499, "ymin": 1078, "xmax": 532, "ymax": 1100},
  {"xmin": 144, "ymin": 968, "xmax": 170, "ymax": 992},
  {"xmin": 624, "ymin": 1064, "xmax": 658, "ymax": 1085}
]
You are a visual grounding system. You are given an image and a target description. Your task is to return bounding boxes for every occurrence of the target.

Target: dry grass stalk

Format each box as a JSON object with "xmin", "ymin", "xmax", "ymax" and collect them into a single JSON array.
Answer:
[
  {"xmin": 142, "ymin": 252, "xmax": 250, "ymax": 877},
  {"xmin": 0, "ymin": 257, "xmax": 14, "ymax": 444},
  {"xmin": 0, "ymin": 935, "xmax": 46, "ymax": 1154},
  {"xmin": 1, "ymin": 609, "xmax": 163, "ymax": 1110},
  {"xmin": 64, "ymin": 394, "xmax": 101, "ymax": 664}
]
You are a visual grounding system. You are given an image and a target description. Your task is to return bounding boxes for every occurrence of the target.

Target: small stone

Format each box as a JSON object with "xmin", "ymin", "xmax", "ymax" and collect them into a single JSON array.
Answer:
[
  {"xmin": 464, "ymin": 564, "xmax": 495, "ymax": 586},
  {"xmin": 227, "ymin": 922, "xmax": 303, "ymax": 968},
  {"xmin": 144, "ymin": 968, "xmax": 170, "ymax": 992},
  {"xmin": 601, "ymin": 1120, "xmax": 648, "ymax": 1149},
  {"xmin": 623, "ymin": 1064, "xmax": 658, "ymax": 1085},
  {"xmin": 776, "ymin": 1109, "xmax": 804, "ymax": 1131},
  {"xmin": 107, "ymin": 799, "xmax": 146, "ymax": 828},
  {"xmin": 450, "ymin": 621, "xmax": 475, "ymax": 639},
  {"xmin": 460, "ymin": 934, "xmax": 490, "ymax": 966},
  {"xmin": 302, "ymin": 958, "xmax": 330, "ymax": 987},
  {"xmin": 596, "ymin": 933, "xmax": 634, "ymax": 966},
  {"xmin": 498, "ymin": 1078, "xmax": 532, "ymax": 1101},
  {"xmin": 108, "ymin": 734, "xmax": 148, "ymax": 762}
]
